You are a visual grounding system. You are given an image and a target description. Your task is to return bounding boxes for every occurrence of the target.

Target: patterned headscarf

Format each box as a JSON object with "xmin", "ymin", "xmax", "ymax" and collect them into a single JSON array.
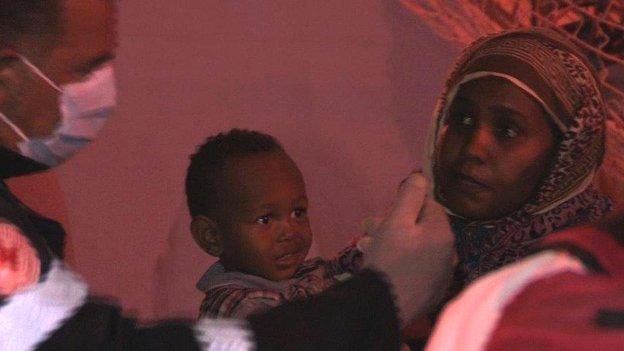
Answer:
[{"xmin": 428, "ymin": 28, "xmax": 612, "ymax": 288}]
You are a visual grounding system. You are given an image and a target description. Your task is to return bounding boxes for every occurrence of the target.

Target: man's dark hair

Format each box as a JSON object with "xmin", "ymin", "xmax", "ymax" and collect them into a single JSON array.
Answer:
[
  {"xmin": 186, "ymin": 129, "xmax": 285, "ymax": 218},
  {"xmin": 0, "ymin": 1, "xmax": 64, "ymax": 50}
]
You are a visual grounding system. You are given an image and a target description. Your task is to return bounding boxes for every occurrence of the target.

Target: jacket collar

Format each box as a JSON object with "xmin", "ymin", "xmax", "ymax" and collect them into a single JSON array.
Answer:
[{"xmin": 0, "ymin": 146, "xmax": 48, "ymax": 179}]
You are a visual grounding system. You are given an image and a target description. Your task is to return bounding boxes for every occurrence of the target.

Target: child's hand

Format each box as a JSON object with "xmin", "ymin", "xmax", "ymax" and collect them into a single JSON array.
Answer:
[{"xmin": 363, "ymin": 172, "xmax": 455, "ymax": 323}]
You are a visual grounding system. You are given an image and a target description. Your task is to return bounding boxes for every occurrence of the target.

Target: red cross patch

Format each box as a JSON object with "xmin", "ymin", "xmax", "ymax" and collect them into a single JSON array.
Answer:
[{"xmin": 0, "ymin": 223, "xmax": 40, "ymax": 296}]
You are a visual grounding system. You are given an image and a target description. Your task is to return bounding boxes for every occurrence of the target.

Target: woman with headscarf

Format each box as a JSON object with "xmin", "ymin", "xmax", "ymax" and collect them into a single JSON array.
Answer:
[
  {"xmin": 429, "ymin": 28, "xmax": 612, "ymax": 294},
  {"xmin": 423, "ymin": 28, "xmax": 623, "ymax": 351}
]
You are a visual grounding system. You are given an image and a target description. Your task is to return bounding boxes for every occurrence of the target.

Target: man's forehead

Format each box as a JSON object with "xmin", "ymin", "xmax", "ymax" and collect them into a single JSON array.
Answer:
[{"xmin": 60, "ymin": 0, "xmax": 117, "ymax": 51}]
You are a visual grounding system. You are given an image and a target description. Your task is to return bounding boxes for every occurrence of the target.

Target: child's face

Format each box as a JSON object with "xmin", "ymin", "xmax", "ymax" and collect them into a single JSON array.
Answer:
[{"xmin": 216, "ymin": 151, "xmax": 312, "ymax": 281}]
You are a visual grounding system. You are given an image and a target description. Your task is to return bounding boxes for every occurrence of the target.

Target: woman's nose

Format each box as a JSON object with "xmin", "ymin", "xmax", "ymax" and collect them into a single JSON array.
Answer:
[{"xmin": 462, "ymin": 127, "xmax": 494, "ymax": 162}]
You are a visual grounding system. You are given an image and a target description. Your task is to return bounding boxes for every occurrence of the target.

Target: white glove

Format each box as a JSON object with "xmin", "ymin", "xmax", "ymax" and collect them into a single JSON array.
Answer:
[{"xmin": 363, "ymin": 172, "xmax": 455, "ymax": 323}]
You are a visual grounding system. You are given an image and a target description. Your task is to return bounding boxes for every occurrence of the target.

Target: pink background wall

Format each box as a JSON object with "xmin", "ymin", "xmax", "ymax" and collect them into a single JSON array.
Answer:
[{"xmin": 31, "ymin": 1, "xmax": 458, "ymax": 319}]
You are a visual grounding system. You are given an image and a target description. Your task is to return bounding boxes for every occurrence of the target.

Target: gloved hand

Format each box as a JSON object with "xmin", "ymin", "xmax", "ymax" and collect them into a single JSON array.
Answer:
[{"xmin": 363, "ymin": 172, "xmax": 455, "ymax": 323}]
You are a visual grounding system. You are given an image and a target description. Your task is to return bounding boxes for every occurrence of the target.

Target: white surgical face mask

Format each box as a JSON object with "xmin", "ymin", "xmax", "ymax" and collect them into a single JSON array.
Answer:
[{"xmin": 0, "ymin": 56, "xmax": 116, "ymax": 167}]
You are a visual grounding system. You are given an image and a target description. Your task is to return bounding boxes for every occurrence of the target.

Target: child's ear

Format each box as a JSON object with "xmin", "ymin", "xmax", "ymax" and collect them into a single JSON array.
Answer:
[
  {"xmin": 0, "ymin": 49, "xmax": 21, "ymax": 106},
  {"xmin": 191, "ymin": 215, "xmax": 224, "ymax": 257}
]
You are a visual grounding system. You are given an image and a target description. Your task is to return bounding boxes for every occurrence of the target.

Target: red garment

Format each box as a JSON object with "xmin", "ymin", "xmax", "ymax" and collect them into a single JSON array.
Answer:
[{"xmin": 487, "ymin": 226, "xmax": 624, "ymax": 351}]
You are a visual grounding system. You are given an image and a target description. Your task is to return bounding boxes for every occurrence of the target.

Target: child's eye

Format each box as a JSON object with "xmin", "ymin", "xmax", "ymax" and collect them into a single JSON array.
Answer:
[
  {"xmin": 256, "ymin": 215, "xmax": 271, "ymax": 225},
  {"xmin": 292, "ymin": 208, "xmax": 307, "ymax": 219}
]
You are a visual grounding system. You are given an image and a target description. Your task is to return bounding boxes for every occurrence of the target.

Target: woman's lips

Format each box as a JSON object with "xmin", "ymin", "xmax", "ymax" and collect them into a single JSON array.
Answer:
[{"xmin": 453, "ymin": 172, "xmax": 491, "ymax": 192}]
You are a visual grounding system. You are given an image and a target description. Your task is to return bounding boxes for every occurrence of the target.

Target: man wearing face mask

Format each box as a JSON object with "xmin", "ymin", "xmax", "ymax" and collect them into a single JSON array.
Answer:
[
  {"xmin": 0, "ymin": 56, "xmax": 114, "ymax": 169},
  {"xmin": 0, "ymin": 1, "xmax": 455, "ymax": 350}
]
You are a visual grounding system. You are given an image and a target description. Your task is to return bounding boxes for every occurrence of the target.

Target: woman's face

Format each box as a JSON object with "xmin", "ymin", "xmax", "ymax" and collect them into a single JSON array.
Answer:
[{"xmin": 435, "ymin": 76, "xmax": 557, "ymax": 220}]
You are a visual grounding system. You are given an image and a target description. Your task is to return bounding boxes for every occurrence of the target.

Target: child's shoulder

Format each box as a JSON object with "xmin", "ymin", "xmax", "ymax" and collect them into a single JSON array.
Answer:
[
  {"xmin": 204, "ymin": 284, "xmax": 283, "ymax": 303},
  {"xmin": 200, "ymin": 284, "xmax": 282, "ymax": 319},
  {"xmin": 295, "ymin": 243, "xmax": 364, "ymax": 278},
  {"xmin": 295, "ymin": 256, "xmax": 327, "ymax": 275}
]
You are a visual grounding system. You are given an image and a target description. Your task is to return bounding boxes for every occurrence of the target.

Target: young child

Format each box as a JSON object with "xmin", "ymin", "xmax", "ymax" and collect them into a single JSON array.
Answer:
[{"xmin": 186, "ymin": 129, "xmax": 363, "ymax": 319}]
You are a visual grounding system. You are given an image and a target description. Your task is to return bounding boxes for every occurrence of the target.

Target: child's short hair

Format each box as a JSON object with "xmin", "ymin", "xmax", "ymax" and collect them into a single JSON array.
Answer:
[{"xmin": 185, "ymin": 129, "xmax": 284, "ymax": 218}]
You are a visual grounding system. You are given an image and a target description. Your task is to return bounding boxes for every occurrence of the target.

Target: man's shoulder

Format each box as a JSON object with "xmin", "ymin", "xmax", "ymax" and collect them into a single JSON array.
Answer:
[{"xmin": 37, "ymin": 299, "xmax": 199, "ymax": 351}]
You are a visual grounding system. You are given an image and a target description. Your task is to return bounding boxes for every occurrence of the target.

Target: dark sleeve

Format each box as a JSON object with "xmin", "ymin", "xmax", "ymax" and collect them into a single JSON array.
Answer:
[
  {"xmin": 36, "ymin": 300, "xmax": 201, "ymax": 351},
  {"xmin": 248, "ymin": 269, "xmax": 400, "ymax": 351}
]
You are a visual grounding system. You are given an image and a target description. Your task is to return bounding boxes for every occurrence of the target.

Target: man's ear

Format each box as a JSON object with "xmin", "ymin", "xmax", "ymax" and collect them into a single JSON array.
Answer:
[
  {"xmin": 191, "ymin": 215, "xmax": 224, "ymax": 257},
  {"xmin": 0, "ymin": 48, "xmax": 20, "ymax": 106}
]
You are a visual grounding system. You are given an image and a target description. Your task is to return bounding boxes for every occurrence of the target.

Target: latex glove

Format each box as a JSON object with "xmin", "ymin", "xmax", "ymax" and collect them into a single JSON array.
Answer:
[{"xmin": 363, "ymin": 172, "xmax": 455, "ymax": 323}]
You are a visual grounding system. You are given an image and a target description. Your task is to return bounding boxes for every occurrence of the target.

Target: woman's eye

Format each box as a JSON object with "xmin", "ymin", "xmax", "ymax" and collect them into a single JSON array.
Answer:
[
  {"xmin": 460, "ymin": 115, "xmax": 474, "ymax": 126},
  {"xmin": 502, "ymin": 128, "xmax": 519, "ymax": 139},
  {"xmin": 497, "ymin": 123, "xmax": 521, "ymax": 139},
  {"xmin": 448, "ymin": 112, "xmax": 475, "ymax": 129},
  {"xmin": 256, "ymin": 215, "xmax": 271, "ymax": 225}
]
